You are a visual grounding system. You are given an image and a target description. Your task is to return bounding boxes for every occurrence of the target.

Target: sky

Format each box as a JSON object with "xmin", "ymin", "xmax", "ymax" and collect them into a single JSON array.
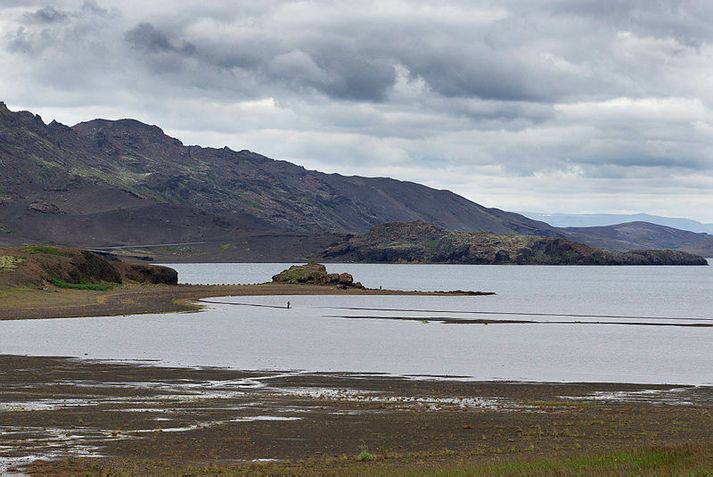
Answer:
[{"xmin": 1, "ymin": 1, "xmax": 712, "ymax": 222}]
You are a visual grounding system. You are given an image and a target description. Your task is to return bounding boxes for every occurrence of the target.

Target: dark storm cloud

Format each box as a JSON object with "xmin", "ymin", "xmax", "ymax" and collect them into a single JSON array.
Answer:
[
  {"xmin": 1, "ymin": 0, "xmax": 712, "ymax": 220},
  {"xmin": 125, "ymin": 23, "xmax": 196, "ymax": 55},
  {"xmin": 123, "ymin": 21, "xmax": 395, "ymax": 101}
]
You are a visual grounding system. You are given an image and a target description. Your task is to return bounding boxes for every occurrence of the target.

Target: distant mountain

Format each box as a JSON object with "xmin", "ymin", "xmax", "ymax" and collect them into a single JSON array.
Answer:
[
  {"xmin": 562, "ymin": 222, "xmax": 713, "ymax": 257},
  {"xmin": 521, "ymin": 212, "xmax": 713, "ymax": 234},
  {"xmin": 0, "ymin": 102, "xmax": 556, "ymax": 248},
  {"xmin": 686, "ymin": 236, "xmax": 713, "ymax": 258},
  {"xmin": 323, "ymin": 221, "xmax": 708, "ymax": 265}
]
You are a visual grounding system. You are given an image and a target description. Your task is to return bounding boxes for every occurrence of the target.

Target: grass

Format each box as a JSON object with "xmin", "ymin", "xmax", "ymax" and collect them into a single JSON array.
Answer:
[
  {"xmin": 24, "ymin": 443, "xmax": 713, "ymax": 476},
  {"xmin": 0, "ymin": 255, "xmax": 24, "ymax": 272},
  {"xmin": 356, "ymin": 446, "xmax": 377, "ymax": 462},
  {"xmin": 50, "ymin": 278, "xmax": 113, "ymax": 291},
  {"xmin": 428, "ymin": 445, "xmax": 713, "ymax": 477},
  {"xmin": 24, "ymin": 245, "xmax": 66, "ymax": 256}
]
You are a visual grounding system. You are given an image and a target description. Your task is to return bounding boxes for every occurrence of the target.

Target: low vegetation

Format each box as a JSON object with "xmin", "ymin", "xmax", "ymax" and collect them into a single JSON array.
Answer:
[
  {"xmin": 24, "ymin": 443, "xmax": 713, "ymax": 476},
  {"xmin": 453, "ymin": 445, "xmax": 712, "ymax": 477},
  {"xmin": 50, "ymin": 278, "xmax": 113, "ymax": 291},
  {"xmin": 356, "ymin": 446, "xmax": 377, "ymax": 462},
  {"xmin": 23, "ymin": 245, "xmax": 66, "ymax": 256}
]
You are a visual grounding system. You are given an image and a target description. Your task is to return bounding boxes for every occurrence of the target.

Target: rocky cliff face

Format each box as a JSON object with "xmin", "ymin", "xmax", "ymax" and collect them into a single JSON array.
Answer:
[{"xmin": 324, "ymin": 222, "xmax": 709, "ymax": 265}]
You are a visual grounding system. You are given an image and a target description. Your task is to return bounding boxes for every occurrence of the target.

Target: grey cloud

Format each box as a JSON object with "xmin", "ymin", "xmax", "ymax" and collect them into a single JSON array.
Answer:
[
  {"xmin": 1, "ymin": 0, "xmax": 712, "ymax": 220},
  {"xmin": 25, "ymin": 6, "xmax": 68, "ymax": 23},
  {"xmin": 307, "ymin": 47, "xmax": 395, "ymax": 101},
  {"xmin": 125, "ymin": 23, "xmax": 196, "ymax": 55},
  {"xmin": 123, "ymin": 22, "xmax": 395, "ymax": 101},
  {"xmin": 5, "ymin": 1, "xmax": 115, "ymax": 55}
]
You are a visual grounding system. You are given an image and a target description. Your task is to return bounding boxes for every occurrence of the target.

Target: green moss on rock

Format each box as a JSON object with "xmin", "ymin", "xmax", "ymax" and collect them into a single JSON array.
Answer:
[{"xmin": 272, "ymin": 262, "xmax": 363, "ymax": 288}]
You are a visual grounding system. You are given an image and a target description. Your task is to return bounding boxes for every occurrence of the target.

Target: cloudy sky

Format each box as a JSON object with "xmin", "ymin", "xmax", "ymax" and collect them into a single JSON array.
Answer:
[{"xmin": 1, "ymin": 1, "xmax": 712, "ymax": 222}]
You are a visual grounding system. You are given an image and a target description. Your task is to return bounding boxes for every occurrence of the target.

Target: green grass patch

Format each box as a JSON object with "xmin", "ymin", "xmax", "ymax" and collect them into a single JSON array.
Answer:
[
  {"xmin": 356, "ymin": 446, "xmax": 377, "ymax": 462},
  {"xmin": 51, "ymin": 278, "xmax": 113, "ymax": 291},
  {"xmin": 24, "ymin": 245, "xmax": 66, "ymax": 256}
]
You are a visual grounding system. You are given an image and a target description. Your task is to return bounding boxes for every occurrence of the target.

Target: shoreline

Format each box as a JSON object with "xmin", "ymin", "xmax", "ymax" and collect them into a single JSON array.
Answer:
[
  {"xmin": 0, "ymin": 283, "xmax": 492, "ymax": 321},
  {"xmin": 2, "ymin": 355, "xmax": 712, "ymax": 476}
]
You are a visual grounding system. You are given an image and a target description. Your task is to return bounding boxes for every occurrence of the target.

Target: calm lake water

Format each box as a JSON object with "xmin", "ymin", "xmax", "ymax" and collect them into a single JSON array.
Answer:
[
  {"xmin": 164, "ymin": 262, "xmax": 713, "ymax": 319},
  {"xmin": 1, "ymin": 263, "xmax": 711, "ymax": 384}
]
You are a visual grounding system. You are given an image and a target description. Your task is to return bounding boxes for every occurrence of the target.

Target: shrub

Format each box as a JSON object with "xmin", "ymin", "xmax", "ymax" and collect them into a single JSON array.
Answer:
[
  {"xmin": 51, "ymin": 278, "xmax": 113, "ymax": 291},
  {"xmin": 356, "ymin": 446, "xmax": 376, "ymax": 462},
  {"xmin": 24, "ymin": 245, "xmax": 66, "ymax": 256}
]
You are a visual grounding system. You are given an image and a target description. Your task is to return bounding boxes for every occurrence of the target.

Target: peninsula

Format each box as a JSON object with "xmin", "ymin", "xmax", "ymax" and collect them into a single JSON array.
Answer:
[
  {"xmin": 0, "ymin": 246, "xmax": 488, "ymax": 320},
  {"xmin": 324, "ymin": 221, "xmax": 709, "ymax": 265}
]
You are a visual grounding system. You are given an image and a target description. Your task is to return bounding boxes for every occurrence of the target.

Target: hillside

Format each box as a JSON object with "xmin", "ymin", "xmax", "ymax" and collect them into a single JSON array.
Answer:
[
  {"xmin": 562, "ymin": 222, "xmax": 713, "ymax": 254},
  {"xmin": 2, "ymin": 102, "xmax": 710, "ymax": 258},
  {"xmin": 685, "ymin": 236, "xmax": 713, "ymax": 257},
  {"xmin": 0, "ymin": 102, "xmax": 556, "ymax": 248},
  {"xmin": 323, "ymin": 222, "xmax": 708, "ymax": 265},
  {"xmin": 0, "ymin": 245, "xmax": 177, "ymax": 289}
]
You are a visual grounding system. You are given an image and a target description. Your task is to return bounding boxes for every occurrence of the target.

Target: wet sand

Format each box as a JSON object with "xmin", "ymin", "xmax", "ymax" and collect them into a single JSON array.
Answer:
[
  {"xmin": 330, "ymin": 314, "xmax": 713, "ymax": 327},
  {"xmin": 0, "ymin": 283, "xmax": 490, "ymax": 321},
  {"xmin": 2, "ymin": 355, "xmax": 712, "ymax": 475}
]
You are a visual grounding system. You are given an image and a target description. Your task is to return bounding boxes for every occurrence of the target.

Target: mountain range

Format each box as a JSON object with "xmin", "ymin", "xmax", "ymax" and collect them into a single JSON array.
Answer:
[
  {"xmin": 521, "ymin": 212, "xmax": 713, "ymax": 234},
  {"xmin": 1, "ymin": 102, "xmax": 711, "ymax": 260}
]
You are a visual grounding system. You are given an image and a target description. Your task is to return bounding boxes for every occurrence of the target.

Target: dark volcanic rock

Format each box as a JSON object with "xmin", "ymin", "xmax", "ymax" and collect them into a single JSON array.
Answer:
[{"xmin": 116, "ymin": 262, "xmax": 178, "ymax": 285}]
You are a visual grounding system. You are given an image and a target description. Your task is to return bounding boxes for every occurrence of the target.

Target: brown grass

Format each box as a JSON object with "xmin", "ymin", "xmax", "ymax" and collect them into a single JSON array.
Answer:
[{"xmin": 23, "ymin": 442, "xmax": 713, "ymax": 476}]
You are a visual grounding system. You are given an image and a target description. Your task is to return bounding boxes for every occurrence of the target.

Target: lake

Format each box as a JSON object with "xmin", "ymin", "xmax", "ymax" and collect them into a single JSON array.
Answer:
[{"xmin": 1, "ymin": 263, "xmax": 711, "ymax": 384}]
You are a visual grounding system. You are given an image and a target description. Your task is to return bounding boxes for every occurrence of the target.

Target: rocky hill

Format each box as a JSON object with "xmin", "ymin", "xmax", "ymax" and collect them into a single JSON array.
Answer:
[
  {"xmin": 562, "ymin": 222, "xmax": 712, "ymax": 254},
  {"xmin": 0, "ymin": 245, "xmax": 177, "ymax": 289},
  {"xmin": 323, "ymin": 222, "xmax": 708, "ymax": 265},
  {"xmin": 1, "ymin": 102, "xmax": 710, "ymax": 258},
  {"xmin": 0, "ymin": 102, "xmax": 556, "ymax": 248}
]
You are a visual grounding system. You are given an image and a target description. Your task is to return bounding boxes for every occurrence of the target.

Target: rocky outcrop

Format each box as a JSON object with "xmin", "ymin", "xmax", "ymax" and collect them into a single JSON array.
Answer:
[
  {"xmin": 114, "ymin": 262, "xmax": 178, "ymax": 285},
  {"xmin": 0, "ymin": 246, "xmax": 179, "ymax": 288},
  {"xmin": 324, "ymin": 221, "xmax": 709, "ymax": 266},
  {"xmin": 272, "ymin": 262, "xmax": 363, "ymax": 287}
]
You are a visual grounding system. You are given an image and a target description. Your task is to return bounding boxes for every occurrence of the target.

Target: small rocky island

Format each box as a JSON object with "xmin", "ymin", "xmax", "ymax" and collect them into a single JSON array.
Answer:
[
  {"xmin": 272, "ymin": 262, "xmax": 364, "ymax": 289},
  {"xmin": 324, "ymin": 221, "xmax": 709, "ymax": 266}
]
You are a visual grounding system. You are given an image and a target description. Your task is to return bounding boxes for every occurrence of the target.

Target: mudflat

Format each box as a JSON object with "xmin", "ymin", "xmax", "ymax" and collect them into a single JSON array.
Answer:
[
  {"xmin": 0, "ymin": 283, "xmax": 483, "ymax": 320},
  {"xmin": 2, "ymin": 355, "xmax": 713, "ymax": 475}
]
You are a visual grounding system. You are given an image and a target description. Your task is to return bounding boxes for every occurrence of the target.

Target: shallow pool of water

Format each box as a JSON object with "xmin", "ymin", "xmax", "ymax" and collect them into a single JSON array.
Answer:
[{"xmin": 1, "ymin": 292, "xmax": 711, "ymax": 385}]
